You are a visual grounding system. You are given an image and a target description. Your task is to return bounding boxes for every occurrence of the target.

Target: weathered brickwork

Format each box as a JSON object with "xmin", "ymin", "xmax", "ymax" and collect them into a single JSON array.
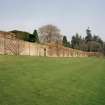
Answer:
[{"xmin": 0, "ymin": 31, "xmax": 100, "ymax": 57}]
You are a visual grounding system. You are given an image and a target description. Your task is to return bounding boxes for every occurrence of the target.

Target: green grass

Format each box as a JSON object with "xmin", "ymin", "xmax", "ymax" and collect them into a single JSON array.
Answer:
[{"xmin": 0, "ymin": 55, "xmax": 105, "ymax": 105}]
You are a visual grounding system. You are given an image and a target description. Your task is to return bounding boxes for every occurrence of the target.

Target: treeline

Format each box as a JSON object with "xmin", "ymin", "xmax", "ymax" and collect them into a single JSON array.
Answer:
[
  {"xmin": 10, "ymin": 24, "xmax": 105, "ymax": 56},
  {"xmin": 63, "ymin": 28, "xmax": 105, "ymax": 55}
]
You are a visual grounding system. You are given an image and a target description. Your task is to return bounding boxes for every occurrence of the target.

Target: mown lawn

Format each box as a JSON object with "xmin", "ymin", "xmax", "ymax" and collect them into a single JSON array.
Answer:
[{"xmin": 0, "ymin": 55, "xmax": 105, "ymax": 105}]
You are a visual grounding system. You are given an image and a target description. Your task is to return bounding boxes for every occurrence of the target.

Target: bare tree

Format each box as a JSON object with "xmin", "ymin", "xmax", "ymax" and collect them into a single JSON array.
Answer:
[{"xmin": 38, "ymin": 24, "xmax": 62, "ymax": 44}]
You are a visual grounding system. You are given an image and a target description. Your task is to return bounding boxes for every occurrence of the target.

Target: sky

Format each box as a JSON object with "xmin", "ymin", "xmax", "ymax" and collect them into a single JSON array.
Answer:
[{"xmin": 0, "ymin": 0, "xmax": 105, "ymax": 40}]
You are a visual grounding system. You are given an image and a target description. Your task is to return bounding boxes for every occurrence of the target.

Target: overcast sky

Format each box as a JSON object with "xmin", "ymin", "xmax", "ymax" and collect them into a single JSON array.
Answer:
[{"xmin": 0, "ymin": 0, "xmax": 105, "ymax": 40}]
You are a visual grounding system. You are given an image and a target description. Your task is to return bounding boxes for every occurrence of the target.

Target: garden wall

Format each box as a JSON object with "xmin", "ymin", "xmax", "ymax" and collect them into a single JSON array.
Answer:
[{"xmin": 0, "ymin": 31, "xmax": 99, "ymax": 57}]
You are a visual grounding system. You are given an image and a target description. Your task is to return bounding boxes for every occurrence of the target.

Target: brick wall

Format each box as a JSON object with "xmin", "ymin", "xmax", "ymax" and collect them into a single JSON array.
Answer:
[{"xmin": 0, "ymin": 31, "xmax": 100, "ymax": 57}]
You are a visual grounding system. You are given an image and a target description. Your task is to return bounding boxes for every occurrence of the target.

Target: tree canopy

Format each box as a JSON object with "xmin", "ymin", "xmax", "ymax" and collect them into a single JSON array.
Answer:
[
  {"xmin": 11, "ymin": 30, "xmax": 39, "ymax": 43},
  {"xmin": 70, "ymin": 28, "xmax": 105, "ymax": 55},
  {"xmin": 38, "ymin": 24, "xmax": 62, "ymax": 44}
]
